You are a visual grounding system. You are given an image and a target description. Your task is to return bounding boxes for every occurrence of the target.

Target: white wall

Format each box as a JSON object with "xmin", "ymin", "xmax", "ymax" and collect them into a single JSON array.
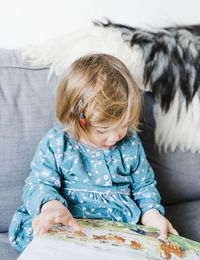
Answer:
[{"xmin": 0, "ymin": 0, "xmax": 200, "ymax": 49}]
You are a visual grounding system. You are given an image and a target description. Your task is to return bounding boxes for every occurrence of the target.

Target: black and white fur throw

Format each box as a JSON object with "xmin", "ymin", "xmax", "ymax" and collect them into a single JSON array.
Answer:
[
  {"xmin": 22, "ymin": 21, "xmax": 200, "ymax": 153},
  {"xmin": 95, "ymin": 20, "xmax": 200, "ymax": 153},
  {"xmin": 96, "ymin": 20, "xmax": 200, "ymax": 113}
]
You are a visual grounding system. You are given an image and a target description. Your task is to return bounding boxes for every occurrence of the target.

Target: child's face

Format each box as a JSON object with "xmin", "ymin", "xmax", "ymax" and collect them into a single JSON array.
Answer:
[{"xmin": 88, "ymin": 122, "xmax": 128, "ymax": 149}]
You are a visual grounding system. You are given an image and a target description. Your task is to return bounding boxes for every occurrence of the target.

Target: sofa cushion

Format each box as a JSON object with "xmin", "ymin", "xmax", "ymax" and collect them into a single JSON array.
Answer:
[
  {"xmin": 165, "ymin": 200, "xmax": 200, "ymax": 242},
  {"xmin": 0, "ymin": 233, "xmax": 20, "ymax": 260},
  {"xmin": 139, "ymin": 92, "xmax": 200, "ymax": 206},
  {"xmin": 0, "ymin": 48, "xmax": 59, "ymax": 232},
  {"xmin": 1, "ymin": 48, "xmax": 200, "ymax": 246}
]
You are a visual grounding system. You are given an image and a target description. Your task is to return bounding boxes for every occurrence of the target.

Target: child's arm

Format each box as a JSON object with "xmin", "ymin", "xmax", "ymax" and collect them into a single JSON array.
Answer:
[
  {"xmin": 130, "ymin": 132, "xmax": 177, "ymax": 237},
  {"xmin": 22, "ymin": 129, "xmax": 80, "ymax": 232},
  {"xmin": 32, "ymin": 200, "xmax": 81, "ymax": 237},
  {"xmin": 22, "ymin": 129, "xmax": 67, "ymax": 218},
  {"xmin": 23, "ymin": 129, "xmax": 82, "ymax": 234}
]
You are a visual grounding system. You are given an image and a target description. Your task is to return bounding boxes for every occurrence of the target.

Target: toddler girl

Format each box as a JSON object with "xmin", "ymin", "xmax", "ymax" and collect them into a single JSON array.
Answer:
[{"xmin": 9, "ymin": 53, "xmax": 178, "ymax": 252}]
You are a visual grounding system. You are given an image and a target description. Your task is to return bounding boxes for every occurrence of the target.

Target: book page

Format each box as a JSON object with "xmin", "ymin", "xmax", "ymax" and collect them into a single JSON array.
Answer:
[{"xmin": 18, "ymin": 219, "xmax": 200, "ymax": 260}]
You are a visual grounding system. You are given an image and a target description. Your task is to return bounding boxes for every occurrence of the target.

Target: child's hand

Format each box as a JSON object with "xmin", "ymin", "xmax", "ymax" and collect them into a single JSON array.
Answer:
[
  {"xmin": 32, "ymin": 200, "xmax": 82, "ymax": 237},
  {"xmin": 141, "ymin": 209, "xmax": 178, "ymax": 239}
]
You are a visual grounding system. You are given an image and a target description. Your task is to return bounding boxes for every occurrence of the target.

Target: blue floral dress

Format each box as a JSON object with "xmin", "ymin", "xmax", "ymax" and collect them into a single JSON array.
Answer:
[{"xmin": 9, "ymin": 126, "xmax": 164, "ymax": 252}]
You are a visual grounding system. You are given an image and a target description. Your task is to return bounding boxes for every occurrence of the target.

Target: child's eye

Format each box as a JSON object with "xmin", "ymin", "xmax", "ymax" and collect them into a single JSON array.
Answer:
[{"xmin": 96, "ymin": 130, "xmax": 105, "ymax": 134}]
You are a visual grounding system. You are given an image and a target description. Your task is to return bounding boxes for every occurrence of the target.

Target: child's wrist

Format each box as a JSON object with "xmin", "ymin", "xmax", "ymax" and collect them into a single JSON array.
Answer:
[
  {"xmin": 141, "ymin": 208, "xmax": 160, "ymax": 224},
  {"xmin": 41, "ymin": 200, "xmax": 63, "ymax": 212}
]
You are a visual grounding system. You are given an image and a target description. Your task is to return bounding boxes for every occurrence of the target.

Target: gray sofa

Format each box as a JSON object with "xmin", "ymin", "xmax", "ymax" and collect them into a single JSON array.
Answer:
[{"xmin": 1, "ymin": 48, "xmax": 200, "ymax": 260}]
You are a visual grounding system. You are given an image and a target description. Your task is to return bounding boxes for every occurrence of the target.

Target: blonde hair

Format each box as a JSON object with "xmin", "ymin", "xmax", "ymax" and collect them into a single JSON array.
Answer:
[{"xmin": 56, "ymin": 53, "xmax": 142, "ymax": 142}]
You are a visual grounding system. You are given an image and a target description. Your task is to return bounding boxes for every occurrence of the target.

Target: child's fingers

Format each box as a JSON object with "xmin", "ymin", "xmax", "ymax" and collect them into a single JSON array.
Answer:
[
  {"xmin": 59, "ymin": 214, "xmax": 82, "ymax": 232},
  {"xmin": 156, "ymin": 222, "xmax": 169, "ymax": 239},
  {"xmin": 33, "ymin": 226, "xmax": 47, "ymax": 237},
  {"xmin": 159, "ymin": 223, "xmax": 178, "ymax": 239},
  {"xmin": 67, "ymin": 216, "xmax": 82, "ymax": 232},
  {"xmin": 159, "ymin": 227, "xmax": 168, "ymax": 239},
  {"xmin": 32, "ymin": 216, "xmax": 40, "ymax": 237},
  {"xmin": 168, "ymin": 223, "xmax": 179, "ymax": 235},
  {"xmin": 32, "ymin": 215, "xmax": 53, "ymax": 237},
  {"xmin": 37, "ymin": 222, "xmax": 53, "ymax": 235}
]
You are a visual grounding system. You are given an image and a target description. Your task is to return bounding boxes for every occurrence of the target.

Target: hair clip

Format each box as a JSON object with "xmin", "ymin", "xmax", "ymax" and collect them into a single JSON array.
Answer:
[{"xmin": 78, "ymin": 100, "xmax": 86, "ymax": 129}]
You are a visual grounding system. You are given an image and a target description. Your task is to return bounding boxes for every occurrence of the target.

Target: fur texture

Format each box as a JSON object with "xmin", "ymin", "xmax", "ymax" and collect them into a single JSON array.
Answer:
[
  {"xmin": 22, "ymin": 26, "xmax": 144, "ymax": 83},
  {"xmin": 97, "ymin": 21, "xmax": 200, "ymax": 153},
  {"xmin": 96, "ymin": 20, "xmax": 200, "ymax": 113},
  {"xmin": 22, "ymin": 22, "xmax": 200, "ymax": 152}
]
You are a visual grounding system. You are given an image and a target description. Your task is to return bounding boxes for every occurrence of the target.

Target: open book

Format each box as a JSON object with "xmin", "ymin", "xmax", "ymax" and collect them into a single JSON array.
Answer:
[{"xmin": 18, "ymin": 219, "xmax": 200, "ymax": 260}]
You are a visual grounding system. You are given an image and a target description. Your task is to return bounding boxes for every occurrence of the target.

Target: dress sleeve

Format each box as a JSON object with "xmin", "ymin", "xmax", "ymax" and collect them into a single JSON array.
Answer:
[
  {"xmin": 130, "ymin": 132, "xmax": 165, "ymax": 216},
  {"xmin": 22, "ymin": 128, "xmax": 68, "ymax": 218}
]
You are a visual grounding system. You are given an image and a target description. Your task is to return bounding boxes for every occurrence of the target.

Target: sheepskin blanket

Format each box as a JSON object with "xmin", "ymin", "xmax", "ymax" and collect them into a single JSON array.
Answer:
[{"xmin": 22, "ymin": 21, "xmax": 200, "ymax": 153}]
